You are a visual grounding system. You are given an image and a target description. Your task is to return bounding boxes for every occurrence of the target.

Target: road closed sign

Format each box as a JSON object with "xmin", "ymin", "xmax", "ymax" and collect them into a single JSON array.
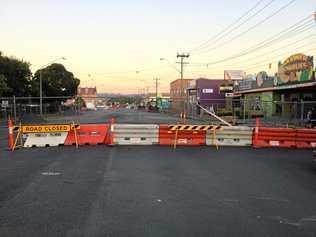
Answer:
[{"xmin": 21, "ymin": 125, "xmax": 71, "ymax": 133}]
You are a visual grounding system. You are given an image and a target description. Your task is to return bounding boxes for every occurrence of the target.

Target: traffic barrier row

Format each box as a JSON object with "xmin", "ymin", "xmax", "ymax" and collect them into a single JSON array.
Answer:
[{"xmin": 7, "ymin": 119, "xmax": 316, "ymax": 150}]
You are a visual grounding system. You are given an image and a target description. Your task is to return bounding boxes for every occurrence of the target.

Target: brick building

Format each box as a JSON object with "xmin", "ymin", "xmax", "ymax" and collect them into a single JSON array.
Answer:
[{"xmin": 170, "ymin": 79, "xmax": 193, "ymax": 112}]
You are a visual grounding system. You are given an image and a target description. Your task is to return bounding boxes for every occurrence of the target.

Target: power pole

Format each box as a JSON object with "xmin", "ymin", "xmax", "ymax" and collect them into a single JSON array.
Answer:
[
  {"xmin": 154, "ymin": 78, "xmax": 159, "ymax": 99},
  {"xmin": 154, "ymin": 78, "xmax": 160, "ymax": 107},
  {"xmin": 176, "ymin": 53, "xmax": 190, "ymax": 114}
]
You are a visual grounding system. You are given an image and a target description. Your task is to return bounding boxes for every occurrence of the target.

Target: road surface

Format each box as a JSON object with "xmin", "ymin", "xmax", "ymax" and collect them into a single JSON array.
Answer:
[{"xmin": 0, "ymin": 109, "xmax": 315, "ymax": 237}]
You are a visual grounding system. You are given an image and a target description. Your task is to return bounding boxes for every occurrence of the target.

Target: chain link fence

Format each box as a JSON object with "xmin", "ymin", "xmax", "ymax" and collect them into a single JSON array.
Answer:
[
  {"xmin": 1, "ymin": 96, "xmax": 316, "ymax": 128},
  {"xmin": 0, "ymin": 96, "xmax": 81, "ymax": 125},
  {"xmin": 186, "ymin": 98, "xmax": 316, "ymax": 128}
]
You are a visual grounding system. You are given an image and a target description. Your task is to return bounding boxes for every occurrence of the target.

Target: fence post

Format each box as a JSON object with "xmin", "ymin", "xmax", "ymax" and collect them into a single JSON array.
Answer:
[
  {"xmin": 300, "ymin": 100, "xmax": 304, "ymax": 121},
  {"xmin": 253, "ymin": 117, "xmax": 260, "ymax": 147},
  {"xmin": 243, "ymin": 98, "xmax": 246, "ymax": 124},
  {"xmin": 13, "ymin": 96, "xmax": 17, "ymax": 122}
]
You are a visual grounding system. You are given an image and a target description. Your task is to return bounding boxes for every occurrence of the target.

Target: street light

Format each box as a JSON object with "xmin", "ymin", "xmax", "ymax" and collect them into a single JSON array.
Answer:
[
  {"xmin": 39, "ymin": 57, "xmax": 66, "ymax": 117},
  {"xmin": 160, "ymin": 58, "xmax": 181, "ymax": 73}
]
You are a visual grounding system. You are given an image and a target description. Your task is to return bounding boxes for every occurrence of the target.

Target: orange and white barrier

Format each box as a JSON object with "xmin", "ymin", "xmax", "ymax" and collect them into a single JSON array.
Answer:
[{"xmin": 7, "ymin": 118, "xmax": 316, "ymax": 150}]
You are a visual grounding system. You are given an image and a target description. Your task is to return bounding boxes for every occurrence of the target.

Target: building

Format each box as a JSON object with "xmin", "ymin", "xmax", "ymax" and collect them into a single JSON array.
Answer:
[
  {"xmin": 233, "ymin": 53, "xmax": 316, "ymax": 119},
  {"xmin": 187, "ymin": 78, "xmax": 226, "ymax": 117},
  {"xmin": 77, "ymin": 87, "xmax": 97, "ymax": 110},
  {"xmin": 170, "ymin": 79, "xmax": 193, "ymax": 112}
]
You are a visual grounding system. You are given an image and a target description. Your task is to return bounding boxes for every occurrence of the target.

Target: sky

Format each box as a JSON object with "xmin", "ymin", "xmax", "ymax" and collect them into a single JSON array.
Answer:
[{"xmin": 1, "ymin": 0, "xmax": 315, "ymax": 94}]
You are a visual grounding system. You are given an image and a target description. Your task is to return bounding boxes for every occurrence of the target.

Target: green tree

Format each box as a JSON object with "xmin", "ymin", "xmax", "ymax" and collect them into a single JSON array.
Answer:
[
  {"xmin": 32, "ymin": 63, "xmax": 80, "ymax": 97},
  {"xmin": 75, "ymin": 96, "xmax": 85, "ymax": 109},
  {"xmin": 0, "ymin": 52, "xmax": 32, "ymax": 96},
  {"xmin": 0, "ymin": 74, "xmax": 12, "ymax": 96}
]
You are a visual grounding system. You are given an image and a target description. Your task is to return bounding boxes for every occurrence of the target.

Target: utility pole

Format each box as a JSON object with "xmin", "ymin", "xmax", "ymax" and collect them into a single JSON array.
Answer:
[
  {"xmin": 40, "ymin": 70, "xmax": 43, "ymax": 117},
  {"xmin": 176, "ymin": 53, "xmax": 190, "ymax": 114},
  {"xmin": 154, "ymin": 78, "xmax": 160, "ymax": 103}
]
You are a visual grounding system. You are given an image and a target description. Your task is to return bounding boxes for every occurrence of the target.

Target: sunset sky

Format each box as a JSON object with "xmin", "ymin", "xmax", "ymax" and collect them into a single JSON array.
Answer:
[{"xmin": 1, "ymin": 0, "xmax": 315, "ymax": 94}]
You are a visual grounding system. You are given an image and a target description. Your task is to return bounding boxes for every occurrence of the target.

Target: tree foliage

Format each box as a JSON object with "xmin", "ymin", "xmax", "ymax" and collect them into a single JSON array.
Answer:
[
  {"xmin": 0, "ymin": 74, "xmax": 12, "ymax": 97},
  {"xmin": 0, "ymin": 52, "xmax": 32, "ymax": 97},
  {"xmin": 32, "ymin": 63, "xmax": 80, "ymax": 97},
  {"xmin": 75, "ymin": 96, "xmax": 85, "ymax": 109}
]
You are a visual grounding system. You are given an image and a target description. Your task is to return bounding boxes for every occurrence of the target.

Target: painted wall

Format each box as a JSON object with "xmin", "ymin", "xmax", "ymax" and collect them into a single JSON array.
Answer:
[{"xmin": 196, "ymin": 79, "xmax": 225, "ymax": 108}]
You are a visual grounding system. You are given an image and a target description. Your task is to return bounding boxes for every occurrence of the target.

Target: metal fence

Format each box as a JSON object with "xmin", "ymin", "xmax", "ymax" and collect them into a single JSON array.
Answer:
[
  {"xmin": 186, "ymin": 98, "xmax": 316, "ymax": 127},
  {"xmin": 0, "ymin": 96, "xmax": 80, "ymax": 125},
  {"xmin": 1, "ymin": 96, "xmax": 316, "ymax": 128}
]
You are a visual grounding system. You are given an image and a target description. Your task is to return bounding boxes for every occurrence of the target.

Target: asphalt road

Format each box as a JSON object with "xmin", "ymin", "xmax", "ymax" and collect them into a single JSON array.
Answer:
[
  {"xmin": 0, "ymin": 110, "xmax": 316, "ymax": 237},
  {"xmin": 43, "ymin": 109, "xmax": 210, "ymax": 125}
]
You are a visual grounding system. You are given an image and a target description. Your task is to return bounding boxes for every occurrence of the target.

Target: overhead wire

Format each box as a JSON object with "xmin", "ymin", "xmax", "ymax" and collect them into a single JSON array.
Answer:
[
  {"xmin": 198, "ymin": 16, "xmax": 315, "ymax": 66},
  {"xmin": 189, "ymin": 32, "xmax": 316, "ymax": 70},
  {"xmin": 193, "ymin": 0, "xmax": 299, "ymax": 55},
  {"xmin": 190, "ymin": 0, "xmax": 270, "ymax": 53}
]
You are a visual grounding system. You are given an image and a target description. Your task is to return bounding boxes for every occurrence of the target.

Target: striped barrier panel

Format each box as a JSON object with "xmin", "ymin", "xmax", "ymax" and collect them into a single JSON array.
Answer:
[
  {"xmin": 113, "ymin": 124, "xmax": 159, "ymax": 145},
  {"xmin": 206, "ymin": 126, "xmax": 253, "ymax": 146},
  {"xmin": 159, "ymin": 124, "xmax": 222, "ymax": 147}
]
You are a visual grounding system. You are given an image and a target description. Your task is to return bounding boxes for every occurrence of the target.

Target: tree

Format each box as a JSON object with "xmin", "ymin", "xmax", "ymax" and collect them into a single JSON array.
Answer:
[
  {"xmin": 0, "ymin": 52, "xmax": 32, "ymax": 96},
  {"xmin": 0, "ymin": 74, "xmax": 12, "ymax": 97},
  {"xmin": 75, "ymin": 96, "xmax": 85, "ymax": 109},
  {"xmin": 32, "ymin": 63, "xmax": 80, "ymax": 97}
]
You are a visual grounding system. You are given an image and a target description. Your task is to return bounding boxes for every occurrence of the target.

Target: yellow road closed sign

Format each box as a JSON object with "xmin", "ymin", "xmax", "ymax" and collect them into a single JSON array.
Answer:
[{"xmin": 21, "ymin": 125, "xmax": 71, "ymax": 133}]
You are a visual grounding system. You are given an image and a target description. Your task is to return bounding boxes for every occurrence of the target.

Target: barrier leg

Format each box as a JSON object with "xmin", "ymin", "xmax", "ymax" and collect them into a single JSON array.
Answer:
[
  {"xmin": 212, "ymin": 130, "xmax": 218, "ymax": 150},
  {"xmin": 8, "ymin": 118, "xmax": 14, "ymax": 151},
  {"xmin": 173, "ymin": 130, "xmax": 178, "ymax": 149},
  {"xmin": 12, "ymin": 123, "xmax": 23, "ymax": 151},
  {"xmin": 253, "ymin": 117, "xmax": 260, "ymax": 148},
  {"xmin": 107, "ymin": 117, "xmax": 115, "ymax": 146},
  {"xmin": 73, "ymin": 121, "xmax": 79, "ymax": 149}
]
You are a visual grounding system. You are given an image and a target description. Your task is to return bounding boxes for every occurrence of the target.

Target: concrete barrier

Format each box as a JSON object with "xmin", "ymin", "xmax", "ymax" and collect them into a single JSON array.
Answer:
[
  {"xmin": 113, "ymin": 124, "xmax": 159, "ymax": 145},
  {"xmin": 206, "ymin": 126, "xmax": 253, "ymax": 146}
]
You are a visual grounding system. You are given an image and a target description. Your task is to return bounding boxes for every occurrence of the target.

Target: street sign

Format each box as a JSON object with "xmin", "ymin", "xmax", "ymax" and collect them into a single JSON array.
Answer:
[
  {"xmin": 1, "ymin": 100, "xmax": 9, "ymax": 108},
  {"xmin": 21, "ymin": 125, "xmax": 72, "ymax": 133}
]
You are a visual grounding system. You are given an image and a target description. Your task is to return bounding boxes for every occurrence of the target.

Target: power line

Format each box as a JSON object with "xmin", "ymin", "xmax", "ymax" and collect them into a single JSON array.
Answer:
[
  {"xmin": 187, "ymin": 42, "xmax": 316, "ymax": 77},
  {"xmin": 76, "ymin": 65, "xmax": 169, "ymax": 76},
  {"xmin": 243, "ymin": 45, "xmax": 316, "ymax": 71},
  {"xmin": 199, "ymin": 15, "xmax": 314, "ymax": 66},
  {"xmin": 193, "ymin": 0, "xmax": 299, "ymax": 55},
  {"xmin": 193, "ymin": 14, "xmax": 313, "ymax": 65},
  {"xmin": 190, "ymin": 32, "xmax": 316, "ymax": 70},
  {"xmin": 190, "ymin": 0, "xmax": 268, "ymax": 53}
]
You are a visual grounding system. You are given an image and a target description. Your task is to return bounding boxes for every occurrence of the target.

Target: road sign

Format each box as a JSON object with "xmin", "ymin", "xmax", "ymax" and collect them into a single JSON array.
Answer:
[
  {"xmin": 1, "ymin": 100, "xmax": 9, "ymax": 108},
  {"xmin": 21, "ymin": 125, "xmax": 72, "ymax": 133}
]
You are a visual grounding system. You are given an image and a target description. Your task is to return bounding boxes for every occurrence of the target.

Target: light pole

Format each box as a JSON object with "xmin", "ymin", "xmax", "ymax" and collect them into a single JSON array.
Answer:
[
  {"xmin": 39, "ymin": 57, "xmax": 66, "ymax": 117},
  {"xmin": 160, "ymin": 58, "xmax": 181, "ymax": 74}
]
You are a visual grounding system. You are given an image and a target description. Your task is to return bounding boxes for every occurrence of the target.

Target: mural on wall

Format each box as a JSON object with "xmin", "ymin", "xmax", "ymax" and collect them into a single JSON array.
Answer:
[
  {"xmin": 278, "ymin": 53, "xmax": 315, "ymax": 84},
  {"xmin": 235, "ymin": 72, "xmax": 275, "ymax": 91}
]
